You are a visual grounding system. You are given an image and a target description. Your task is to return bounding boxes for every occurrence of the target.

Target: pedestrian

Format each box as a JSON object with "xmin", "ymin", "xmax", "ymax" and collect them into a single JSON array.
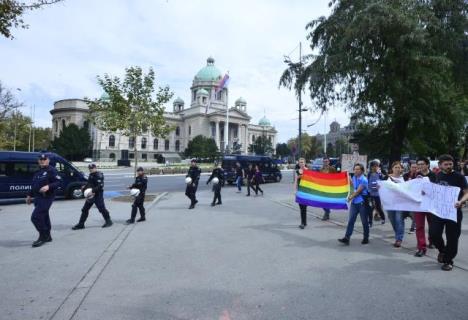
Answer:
[
  {"xmin": 207, "ymin": 162, "xmax": 224, "ymax": 206},
  {"xmin": 235, "ymin": 162, "xmax": 244, "ymax": 193},
  {"xmin": 368, "ymin": 160, "xmax": 386, "ymax": 225},
  {"xmin": 403, "ymin": 162, "xmax": 418, "ymax": 234},
  {"xmin": 386, "ymin": 161, "xmax": 405, "ymax": 247},
  {"xmin": 185, "ymin": 159, "xmax": 201, "ymax": 209},
  {"xmin": 126, "ymin": 167, "xmax": 148, "ymax": 224},
  {"xmin": 429, "ymin": 154, "xmax": 468, "ymax": 271},
  {"xmin": 413, "ymin": 157, "xmax": 436, "ymax": 256},
  {"xmin": 72, "ymin": 164, "xmax": 113, "ymax": 230},
  {"xmin": 338, "ymin": 163, "xmax": 370, "ymax": 245},
  {"xmin": 252, "ymin": 164, "xmax": 264, "ymax": 196},
  {"xmin": 26, "ymin": 154, "xmax": 62, "ymax": 247},
  {"xmin": 320, "ymin": 156, "xmax": 336, "ymax": 221},
  {"xmin": 245, "ymin": 163, "xmax": 256, "ymax": 196},
  {"xmin": 294, "ymin": 157, "xmax": 308, "ymax": 229}
]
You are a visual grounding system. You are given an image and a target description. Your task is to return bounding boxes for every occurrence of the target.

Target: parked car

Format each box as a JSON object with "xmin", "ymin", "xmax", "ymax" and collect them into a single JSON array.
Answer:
[
  {"xmin": 83, "ymin": 157, "xmax": 93, "ymax": 163},
  {"xmin": 0, "ymin": 151, "xmax": 88, "ymax": 200}
]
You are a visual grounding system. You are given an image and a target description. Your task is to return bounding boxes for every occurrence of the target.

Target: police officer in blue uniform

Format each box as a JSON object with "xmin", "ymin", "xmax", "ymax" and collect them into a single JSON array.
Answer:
[
  {"xmin": 126, "ymin": 167, "xmax": 148, "ymax": 224},
  {"xmin": 72, "ymin": 164, "xmax": 113, "ymax": 230},
  {"xmin": 185, "ymin": 159, "xmax": 201, "ymax": 209},
  {"xmin": 206, "ymin": 162, "xmax": 224, "ymax": 206},
  {"xmin": 26, "ymin": 154, "xmax": 62, "ymax": 247}
]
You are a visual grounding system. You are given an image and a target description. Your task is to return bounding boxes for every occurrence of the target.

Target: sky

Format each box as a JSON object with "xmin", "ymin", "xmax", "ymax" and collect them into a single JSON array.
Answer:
[{"xmin": 0, "ymin": 0, "xmax": 352, "ymax": 143}]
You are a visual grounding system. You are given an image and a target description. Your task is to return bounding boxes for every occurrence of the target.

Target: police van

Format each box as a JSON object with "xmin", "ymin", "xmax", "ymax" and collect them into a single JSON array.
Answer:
[{"xmin": 0, "ymin": 151, "xmax": 88, "ymax": 200}]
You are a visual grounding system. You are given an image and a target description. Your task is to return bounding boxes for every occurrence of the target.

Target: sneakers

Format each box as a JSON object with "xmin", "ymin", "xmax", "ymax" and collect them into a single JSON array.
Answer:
[
  {"xmin": 361, "ymin": 238, "xmax": 369, "ymax": 245},
  {"xmin": 299, "ymin": 224, "xmax": 305, "ymax": 229},
  {"xmin": 321, "ymin": 215, "xmax": 330, "ymax": 221},
  {"xmin": 437, "ymin": 252, "xmax": 445, "ymax": 263},
  {"xmin": 393, "ymin": 240, "xmax": 402, "ymax": 248},
  {"xmin": 441, "ymin": 263, "xmax": 453, "ymax": 271},
  {"xmin": 72, "ymin": 224, "xmax": 85, "ymax": 230},
  {"xmin": 136, "ymin": 217, "xmax": 146, "ymax": 222},
  {"xmin": 338, "ymin": 237, "xmax": 350, "ymax": 245},
  {"xmin": 102, "ymin": 220, "xmax": 113, "ymax": 228},
  {"xmin": 414, "ymin": 250, "xmax": 426, "ymax": 257},
  {"xmin": 408, "ymin": 228, "xmax": 415, "ymax": 234}
]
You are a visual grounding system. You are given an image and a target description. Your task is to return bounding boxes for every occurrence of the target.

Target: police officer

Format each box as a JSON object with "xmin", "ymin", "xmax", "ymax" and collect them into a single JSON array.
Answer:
[
  {"xmin": 26, "ymin": 154, "xmax": 62, "ymax": 247},
  {"xmin": 207, "ymin": 162, "xmax": 224, "ymax": 206},
  {"xmin": 72, "ymin": 164, "xmax": 113, "ymax": 230},
  {"xmin": 185, "ymin": 159, "xmax": 201, "ymax": 209},
  {"xmin": 126, "ymin": 167, "xmax": 148, "ymax": 224}
]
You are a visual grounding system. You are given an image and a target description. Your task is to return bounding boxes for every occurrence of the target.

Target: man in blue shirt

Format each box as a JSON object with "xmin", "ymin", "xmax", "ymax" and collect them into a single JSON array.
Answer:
[{"xmin": 26, "ymin": 154, "xmax": 62, "ymax": 247}]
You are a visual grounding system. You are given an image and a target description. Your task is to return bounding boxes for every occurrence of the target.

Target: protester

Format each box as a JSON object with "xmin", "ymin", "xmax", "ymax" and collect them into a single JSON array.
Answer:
[
  {"xmin": 413, "ymin": 157, "xmax": 436, "ymax": 256},
  {"xmin": 386, "ymin": 161, "xmax": 405, "ymax": 247},
  {"xmin": 320, "ymin": 156, "xmax": 336, "ymax": 221},
  {"xmin": 235, "ymin": 162, "xmax": 244, "ymax": 193},
  {"xmin": 338, "ymin": 163, "xmax": 370, "ymax": 245},
  {"xmin": 252, "ymin": 165, "xmax": 264, "ymax": 196},
  {"xmin": 245, "ymin": 163, "xmax": 256, "ymax": 196},
  {"xmin": 294, "ymin": 157, "xmax": 308, "ymax": 229},
  {"xmin": 368, "ymin": 161, "xmax": 386, "ymax": 225},
  {"xmin": 429, "ymin": 154, "xmax": 468, "ymax": 271}
]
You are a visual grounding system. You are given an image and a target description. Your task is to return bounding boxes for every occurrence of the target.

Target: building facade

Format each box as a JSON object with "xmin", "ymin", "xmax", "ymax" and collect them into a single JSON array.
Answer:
[{"xmin": 50, "ymin": 57, "xmax": 277, "ymax": 162}]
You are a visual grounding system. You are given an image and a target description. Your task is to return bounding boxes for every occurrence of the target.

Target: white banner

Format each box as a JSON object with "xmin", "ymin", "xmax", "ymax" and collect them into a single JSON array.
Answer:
[
  {"xmin": 377, "ymin": 178, "xmax": 460, "ymax": 222},
  {"xmin": 341, "ymin": 153, "xmax": 367, "ymax": 173}
]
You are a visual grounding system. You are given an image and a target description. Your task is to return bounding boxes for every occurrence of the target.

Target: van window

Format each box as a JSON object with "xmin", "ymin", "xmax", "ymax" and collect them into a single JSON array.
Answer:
[
  {"xmin": 4, "ymin": 162, "xmax": 39, "ymax": 178},
  {"xmin": 0, "ymin": 162, "xmax": 6, "ymax": 177}
]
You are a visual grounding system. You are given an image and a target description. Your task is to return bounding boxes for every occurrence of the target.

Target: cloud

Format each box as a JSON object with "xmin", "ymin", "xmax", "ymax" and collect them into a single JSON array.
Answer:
[{"xmin": 0, "ymin": 0, "xmax": 349, "ymax": 142}]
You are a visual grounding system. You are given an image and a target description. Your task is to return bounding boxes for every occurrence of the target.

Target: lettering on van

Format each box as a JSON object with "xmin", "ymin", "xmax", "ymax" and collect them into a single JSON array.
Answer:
[{"xmin": 9, "ymin": 185, "xmax": 32, "ymax": 191}]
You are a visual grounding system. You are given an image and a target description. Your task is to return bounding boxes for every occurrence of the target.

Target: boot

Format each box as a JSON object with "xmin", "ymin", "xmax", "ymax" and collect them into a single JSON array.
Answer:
[
  {"xmin": 45, "ymin": 232, "xmax": 52, "ymax": 242},
  {"xmin": 137, "ymin": 217, "xmax": 146, "ymax": 222},
  {"xmin": 32, "ymin": 234, "xmax": 47, "ymax": 247},
  {"xmin": 72, "ymin": 223, "xmax": 85, "ymax": 230},
  {"xmin": 125, "ymin": 219, "xmax": 135, "ymax": 224},
  {"xmin": 102, "ymin": 219, "xmax": 113, "ymax": 228}
]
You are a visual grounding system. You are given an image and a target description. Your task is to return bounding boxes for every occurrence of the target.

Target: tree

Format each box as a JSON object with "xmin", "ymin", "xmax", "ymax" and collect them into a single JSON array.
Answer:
[
  {"xmin": 0, "ymin": 81, "xmax": 22, "ymax": 120},
  {"xmin": 87, "ymin": 66, "xmax": 173, "ymax": 172},
  {"xmin": 275, "ymin": 143, "xmax": 290, "ymax": 158},
  {"xmin": 0, "ymin": 111, "xmax": 31, "ymax": 150},
  {"xmin": 184, "ymin": 135, "xmax": 219, "ymax": 161},
  {"xmin": 248, "ymin": 135, "xmax": 273, "ymax": 155},
  {"xmin": 33, "ymin": 127, "xmax": 52, "ymax": 151},
  {"xmin": 287, "ymin": 133, "xmax": 321, "ymax": 161},
  {"xmin": 280, "ymin": 0, "xmax": 468, "ymax": 162},
  {"xmin": 51, "ymin": 123, "xmax": 91, "ymax": 160},
  {"xmin": 0, "ymin": 0, "xmax": 64, "ymax": 39}
]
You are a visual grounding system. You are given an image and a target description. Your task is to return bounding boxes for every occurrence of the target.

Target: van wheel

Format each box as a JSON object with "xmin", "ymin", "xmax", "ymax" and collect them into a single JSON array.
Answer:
[
  {"xmin": 68, "ymin": 186, "xmax": 83, "ymax": 199},
  {"xmin": 276, "ymin": 175, "xmax": 282, "ymax": 182}
]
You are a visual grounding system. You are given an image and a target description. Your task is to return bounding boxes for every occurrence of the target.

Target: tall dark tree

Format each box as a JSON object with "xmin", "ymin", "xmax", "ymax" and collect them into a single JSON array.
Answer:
[
  {"xmin": 51, "ymin": 124, "xmax": 91, "ymax": 160},
  {"xmin": 275, "ymin": 143, "xmax": 291, "ymax": 158},
  {"xmin": 184, "ymin": 135, "xmax": 219, "ymax": 160},
  {"xmin": 248, "ymin": 135, "xmax": 274, "ymax": 155},
  {"xmin": 280, "ymin": 0, "xmax": 467, "ymax": 162}
]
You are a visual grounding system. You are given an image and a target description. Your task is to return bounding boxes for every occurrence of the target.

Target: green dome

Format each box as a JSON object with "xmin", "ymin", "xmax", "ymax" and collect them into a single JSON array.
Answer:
[
  {"xmin": 195, "ymin": 57, "xmax": 222, "ymax": 81},
  {"xmin": 197, "ymin": 88, "xmax": 209, "ymax": 96},
  {"xmin": 235, "ymin": 97, "xmax": 246, "ymax": 104},
  {"xmin": 258, "ymin": 116, "xmax": 271, "ymax": 126},
  {"xmin": 173, "ymin": 96, "xmax": 184, "ymax": 105}
]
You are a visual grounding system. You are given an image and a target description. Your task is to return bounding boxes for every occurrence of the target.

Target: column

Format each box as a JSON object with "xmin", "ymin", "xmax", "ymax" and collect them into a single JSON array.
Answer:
[{"xmin": 215, "ymin": 121, "xmax": 220, "ymax": 150}]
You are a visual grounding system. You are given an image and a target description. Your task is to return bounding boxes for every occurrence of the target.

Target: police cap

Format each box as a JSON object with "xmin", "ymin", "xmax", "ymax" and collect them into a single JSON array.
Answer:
[
  {"xmin": 136, "ymin": 167, "xmax": 144, "ymax": 172},
  {"xmin": 38, "ymin": 154, "xmax": 48, "ymax": 160},
  {"xmin": 88, "ymin": 163, "xmax": 97, "ymax": 169}
]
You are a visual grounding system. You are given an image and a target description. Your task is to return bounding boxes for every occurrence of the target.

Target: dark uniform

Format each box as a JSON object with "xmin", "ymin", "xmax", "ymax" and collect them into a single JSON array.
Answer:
[
  {"xmin": 28, "ymin": 156, "xmax": 61, "ymax": 246},
  {"xmin": 246, "ymin": 166, "xmax": 256, "ymax": 196},
  {"xmin": 185, "ymin": 164, "xmax": 201, "ymax": 209},
  {"xmin": 207, "ymin": 167, "xmax": 224, "ymax": 206},
  {"xmin": 73, "ymin": 166, "xmax": 112, "ymax": 229},
  {"xmin": 129, "ymin": 172, "xmax": 148, "ymax": 222}
]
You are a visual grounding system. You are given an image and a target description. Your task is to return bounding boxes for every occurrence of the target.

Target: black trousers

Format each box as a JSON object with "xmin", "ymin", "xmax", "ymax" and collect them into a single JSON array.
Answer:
[
  {"xmin": 131, "ymin": 194, "xmax": 145, "ymax": 220},
  {"xmin": 254, "ymin": 180, "xmax": 263, "ymax": 194},
  {"xmin": 78, "ymin": 193, "xmax": 111, "ymax": 224},
  {"xmin": 429, "ymin": 211, "xmax": 463, "ymax": 264},
  {"xmin": 31, "ymin": 197, "xmax": 54, "ymax": 237},
  {"xmin": 299, "ymin": 204, "xmax": 307, "ymax": 225},
  {"xmin": 212, "ymin": 185, "xmax": 222, "ymax": 204},
  {"xmin": 246, "ymin": 179, "xmax": 256, "ymax": 195},
  {"xmin": 185, "ymin": 184, "xmax": 198, "ymax": 205},
  {"xmin": 370, "ymin": 196, "xmax": 386, "ymax": 220}
]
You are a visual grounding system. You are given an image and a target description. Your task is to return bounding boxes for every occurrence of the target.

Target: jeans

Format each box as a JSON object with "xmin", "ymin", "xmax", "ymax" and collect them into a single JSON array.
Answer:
[
  {"xmin": 236, "ymin": 176, "xmax": 242, "ymax": 191},
  {"xmin": 387, "ymin": 210, "xmax": 405, "ymax": 241},
  {"xmin": 345, "ymin": 202, "xmax": 369, "ymax": 239}
]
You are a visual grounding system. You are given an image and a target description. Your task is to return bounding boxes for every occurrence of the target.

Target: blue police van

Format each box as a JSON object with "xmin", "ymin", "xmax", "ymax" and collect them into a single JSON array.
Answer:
[
  {"xmin": 0, "ymin": 151, "xmax": 88, "ymax": 200},
  {"xmin": 221, "ymin": 155, "xmax": 282, "ymax": 184}
]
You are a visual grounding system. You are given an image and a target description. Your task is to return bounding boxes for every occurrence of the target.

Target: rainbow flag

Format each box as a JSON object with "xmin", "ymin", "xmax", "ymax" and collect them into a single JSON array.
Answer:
[{"xmin": 295, "ymin": 170, "xmax": 350, "ymax": 210}]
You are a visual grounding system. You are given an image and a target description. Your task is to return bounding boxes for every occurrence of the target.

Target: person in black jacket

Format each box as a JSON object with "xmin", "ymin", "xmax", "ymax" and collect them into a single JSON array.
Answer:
[
  {"xmin": 207, "ymin": 163, "xmax": 224, "ymax": 206},
  {"xmin": 245, "ymin": 163, "xmax": 256, "ymax": 196},
  {"xmin": 26, "ymin": 154, "xmax": 62, "ymax": 247},
  {"xmin": 186, "ymin": 159, "xmax": 201, "ymax": 209},
  {"xmin": 72, "ymin": 164, "xmax": 112, "ymax": 230},
  {"xmin": 126, "ymin": 167, "xmax": 148, "ymax": 224}
]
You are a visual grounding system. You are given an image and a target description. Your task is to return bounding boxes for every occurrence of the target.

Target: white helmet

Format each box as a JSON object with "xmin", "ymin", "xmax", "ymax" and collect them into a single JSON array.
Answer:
[
  {"xmin": 212, "ymin": 177, "xmax": 219, "ymax": 185},
  {"xmin": 83, "ymin": 188, "xmax": 94, "ymax": 199},
  {"xmin": 185, "ymin": 177, "xmax": 192, "ymax": 184},
  {"xmin": 130, "ymin": 188, "xmax": 140, "ymax": 197}
]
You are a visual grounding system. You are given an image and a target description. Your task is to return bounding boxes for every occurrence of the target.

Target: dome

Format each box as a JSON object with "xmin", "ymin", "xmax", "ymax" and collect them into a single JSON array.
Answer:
[
  {"xmin": 194, "ymin": 57, "xmax": 222, "ymax": 81},
  {"xmin": 173, "ymin": 97, "xmax": 184, "ymax": 105},
  {"xmin": 197, "ymin": 88, "xmax": 209, "ymax": 96},
  {"xmin": 100, "ymin": 92, "xmax": 110, "ymax": 101},
  {"xmin": 258, "ymin": 116, "xmax": 271, "ymax": 126},
  {"xmin": 235, "ymin": 97, "xmax": 246, "ymax": 104}
]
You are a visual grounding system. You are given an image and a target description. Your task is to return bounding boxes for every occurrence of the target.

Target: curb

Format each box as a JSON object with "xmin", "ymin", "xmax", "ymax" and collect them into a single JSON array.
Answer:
[{"xmin": 48, "ymin": 192, "xmax": 168, "ymax": 320}]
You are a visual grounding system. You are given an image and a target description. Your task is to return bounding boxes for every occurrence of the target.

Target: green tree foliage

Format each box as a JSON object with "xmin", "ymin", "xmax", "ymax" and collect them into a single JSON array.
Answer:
[
  {"xmin": 275, "ymin": 142, "xmax": 291, "ymax": 158},
  {"xmin": 248, "ymin": 135, "xmax": 274, "ymax": 155},
  {"xmin": 0, "ymin": 0, "xmax": 64, "ymax": 39},
  {"xmin": 280, "ymin": 0, "xmax": 468, "ymax": 162},
  {"xmin": 51, "ymin": 123, "xmax": 91, "ymax": 160},
  {"xmin": 287, "ymin": 133, "xmax": 322, "ymax": 161},
  {"xmin": 33, "ymin": 127, "xmax": 52, "ymax": 151},
  {"xmin": 0, "ymin": 111, "xmax": 30, "ymax": 150},
  {"xmin": 184, "ymin": 135, "xmax": 219, "ymax": 160},
  {"xmin": 87, "ymin": 66, "xmax": 173, "ymax": 171}
]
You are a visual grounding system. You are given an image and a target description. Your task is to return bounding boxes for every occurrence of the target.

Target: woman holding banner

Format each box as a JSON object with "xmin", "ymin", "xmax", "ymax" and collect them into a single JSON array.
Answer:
[
  {"xmin": 294, "ymin": 158, "xmax": 308, "ymax": 229},
  {"xmin": 387, "ymin": 161, "xmax": 405, "ymax": 248}
]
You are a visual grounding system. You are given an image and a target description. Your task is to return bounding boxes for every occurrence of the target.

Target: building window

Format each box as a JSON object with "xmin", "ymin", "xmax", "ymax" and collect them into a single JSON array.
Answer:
[
  {"xmin": 54, "ymin": 120, "xmax": 58, "ymax": 133},
  {"xmin": 83, "ymin": 121, "xmax": 89, "ymax": 129},
  {"xmin": 202, "ymin": 97, "xmax": 207, "ymax": 104},
  {"xmin": 109, "ymin": 135, "xmax": 115, "ymax": 147},
  {"xmin": 141, "ymin": 137, "xmax": 147, "ymax": 149},
  {"xmin": 142, "ymin": 153, "xmax": 147, "ymax": 160},
  {"xmin": 165, "ymin": 139, "xmax": 170, "ymax": 151},
  {"xmin": 129, "ymin": 137, "xmax": 135, "ymax": 149},
  {"xmin": 175, "ymin": 126, "xmax": 180, "ymax": 136},
  {"xmin": 188, "ymin": 125, "xmax": 191, "ymax": 135},
  {"xmin": 109, "ymin": 153, "xmax": 116, "ymax": 160},
  {"xmin": 61, "ymin": 119, "xmax": 66, "ymax": 130},
  {"xmin": 153, "ymin": 139, "xmax": 158, "ymax": 150},
  {"xmin": 211, "ymin": 123, "xmax": 216, "ymax": 137},
  {"xmin": 216, "ymin": 90, "xmax": 222, "ymax": 100},
  {"xmin": 129, "ymin": 153, "xmax": 134, "ymax": 159},
  {"xmin": 252, "ymin": 135, "xmax": 255, "ymax": 143},
  {"xmin": 175, "ymin": 140, "xmax": 180, "ymax": 152}
]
